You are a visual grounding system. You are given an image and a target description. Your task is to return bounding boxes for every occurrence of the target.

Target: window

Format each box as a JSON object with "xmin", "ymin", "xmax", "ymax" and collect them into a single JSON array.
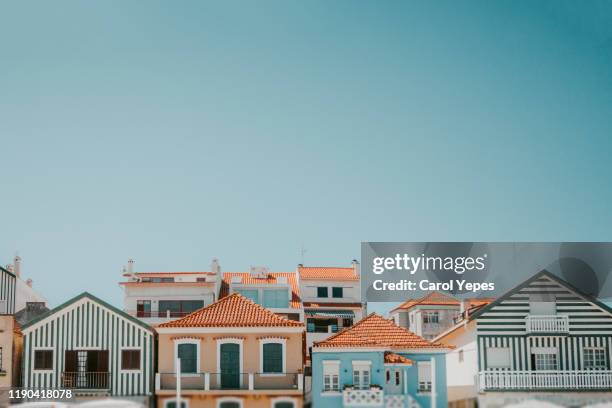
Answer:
[
  {"xmin": 165, "ymin": 401, "xmax": 187, "ymax": 408},
  {"xmin": 486, "ymin": 347, "xmax": 511, "ymax": 369},
  {"xmin": 137, "ymin": 300, "xmax": 151, "ymax": 318},
  {"xmin": 317, "ymin": 287, "xmax": 328, "ymax": 298},
  {"xmin": 307, "ymin": 318, "xmax": 338, "ymax": 333},
  {"xmin": 533, "ymin": 352, "xmax": 558, "ymax": 371},
  {"xmin": 34, "ymin": 350, "xmax": 53, "ymax": 370},
  {"xmin": 121, "ymin": 350, "xmax": 141, "ymax": 370},
  {"xmin": 262, "ymin": 343, "xmax": 283, "ymax": 373},
  {"xmin": 423, "ymin": 312, "xmax": 439, "ymax": 324},
  {"xmin": 386, "ymin": 369, "xmax": 390, "ymax": 383},
  {"xmin": 177, "ymin": 343, "xmax": 198, "ymax": 373},
  {"xmin": 263, "ymin": 289, "xmax": 289, "ymax": 308},
  {"xmin": 418, "ymin": 361, "xmax": 432, "ymax": 392},
  {"xmin": 332, "ymin": 287, "xmax": 343, "ymax": 298},
  {"xmin": 395, "ymin": 371, "xmax": 400, "ymax": 386},
  {"xmin": 235, "ymin": 289, "xmax": 259, "ymax": 304},
  {"xmin": 218, "ymin": 401, "xmax": 241, "ymax": 408},
  {"xmin": 159, "ymin": 300, "xmax": 204, "ymax": 317},
  {"xmin": 352, "ymin": 361, "xmax": 371, "ymax": 390},
  {"xmin": 274, "ymin": 402, "xmax": 295, "ymax": 408},
  {"xmin": 322, "ymin": 361, "xmax": 340, "ymax": 392},
  {"xmin": 342, "ymin": 318, "xmax": 353, "ymax": 328},
  {"xmin": 196, "ymin": 277, "xmax": 207, "ymax": 282},
  {"xmin": 584, "ymin": 348, "xmax": 606, "ymax": 369}
]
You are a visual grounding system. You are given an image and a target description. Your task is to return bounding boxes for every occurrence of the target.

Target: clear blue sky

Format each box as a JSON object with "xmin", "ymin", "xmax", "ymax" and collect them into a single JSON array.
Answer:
[{"xmin": 1, "ymin": 1, "xmax": 612, "ymax": 314}]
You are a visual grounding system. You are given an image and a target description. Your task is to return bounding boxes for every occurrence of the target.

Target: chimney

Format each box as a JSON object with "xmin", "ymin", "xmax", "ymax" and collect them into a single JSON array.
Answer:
[
  {"xmin": 211, "ymin": 258, "xmax": 221, "ymax": 275},
  {"xmin": 127, "ymin": 259, "xmax": 135, "ymax": 274},
  {"xmin": 352, "ymin": 259, "xmax": 360, "ymax": 277},
  {"xmin": 14, "ymin": 255, "xmax": 22, "ymax": 278},
  {"xmin": 460, "ymin": 299, "xmax": 470, "ymax": 320},
  {"xmin": 26, "ymin": 278, "xmax": 33, "ymax": 287}
]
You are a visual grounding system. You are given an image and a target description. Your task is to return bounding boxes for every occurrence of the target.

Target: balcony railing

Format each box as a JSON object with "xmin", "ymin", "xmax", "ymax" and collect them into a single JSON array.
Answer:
[
  {"xmin": 126, "ymin": 310, "xmax": 193, "ymax": 319},
  {"xmin": 62, "ymin": 372, "xmax": 111, "ymax": 390},
  {"xmin": 479, "ymin": 370, "xmax": 612, "ymax": 391},
  {"xmin": 156, "ymin": 372, "xmax": 303, "ymax": 391},
  {"xmin": 343, "ymin": 386, "xmax": 384, "ymax": 407},
  {"xmin": 525, "ymin": 315, "xmax": 569, "ymax": 333}
]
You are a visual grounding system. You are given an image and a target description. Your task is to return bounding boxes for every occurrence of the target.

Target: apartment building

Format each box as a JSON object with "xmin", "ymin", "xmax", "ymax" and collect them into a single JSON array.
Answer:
[
  {"xmin": 120, "ymin": 259, "xmax": 221, "ymax": 325},
  {"xmin": 155, "ymin": 293, "xmax": 305, "ymax": 408},
  {"xmin": 297, "ymin": 261, "xmax": 364, "ymax": 353},
  {"xmin": 311, "ymin": 313, "xmax": 452, "ymax": 408}
]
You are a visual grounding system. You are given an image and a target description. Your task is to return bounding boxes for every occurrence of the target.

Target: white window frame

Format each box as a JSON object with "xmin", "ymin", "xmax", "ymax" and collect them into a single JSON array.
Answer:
[
  {"xmin": 417, "ymin": 361, "xmax": 432, "ymax": 393},
  {"xmin": 216, "ymin": 338, "xmax": 244, "ymax": 387},
  {"xmin": 486, "ymin": 347, "xmax": 512, "ymax": 369},
  {"xmin": 174, "ymin": 338, "xmax": 201, "ymax": 375},
  {"xmin": 584, "ymin": 347, "xmax": 606, "ymax": 370},
  {"xmin": 120, "ymin": 346, "xmax": 143, "ymax": 373},
  {"xmin": 322, "ymin": 360, "xmax": 340, "ymax": 393},
  {"xmin": 164, "ymin": 398, "xmax": 189, "ymax": 408},
  {"xmin": 259, "ymin": 338, "xmax": 286, "ymax": 376},
  {"xmin": 270, "ymin": 397, "xmax": 297, "ymax": 408},
  {"xmin": 32, "ymin": 347, "xmax": 55, "ymax": 373},
  {"xmin": 216, "ymin": 397, "xmax": 243, "ymax": 408},
  {"xmin": 352, "ymin": 360, "xmax": 372, "ymax": 390}
]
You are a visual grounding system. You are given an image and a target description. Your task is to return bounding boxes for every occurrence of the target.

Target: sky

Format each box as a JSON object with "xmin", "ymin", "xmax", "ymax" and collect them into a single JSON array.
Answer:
[{"xmin": 1, "ymin": 1, "xmax": 612, "ymax": 314}]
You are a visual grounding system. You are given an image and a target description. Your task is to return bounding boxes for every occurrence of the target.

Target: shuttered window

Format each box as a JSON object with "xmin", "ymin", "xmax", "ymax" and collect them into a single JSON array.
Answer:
[
  {"xmin": 263, "ymin": 343, "xmax": 283, "ymax": 373},
  {"xmin": 122, "ymin": 350, "xmax": 141, "ymax": 370},
  {"xmin": 178, "ymin": 343, "xmax": 198, "ymax": 373},
  {"xmin": 34, "ymin": 350, "xmax": 53, "ymax": 370}
]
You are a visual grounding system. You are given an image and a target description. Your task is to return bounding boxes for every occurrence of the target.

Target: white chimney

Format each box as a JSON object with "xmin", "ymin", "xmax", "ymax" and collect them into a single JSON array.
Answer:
[
  {"xmin": 26, "ymin": 278, "xmax": 33, "ymax": 287},
  {"xmin": 14, "ymin": 255, "xmax": 22, "ymax": 278},
  {"xmin": 211, "ymin": 258, "xmax": 221, "ymax": 275},
  {"xmin": 352, "ymin": 259, "xmax": 360, "ymax": 277},
  {"xmin": 127, "ymin": 259, "xmax": 135, "ymax": 274}
]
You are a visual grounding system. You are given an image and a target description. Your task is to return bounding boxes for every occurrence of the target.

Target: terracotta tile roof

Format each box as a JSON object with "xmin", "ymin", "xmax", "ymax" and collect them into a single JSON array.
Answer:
[
  {"xmin": 123, "ymin": 271, "xmax": 215, "ymax": 277},
  {"xmin": 313, "ymin": 313, "xmax": 449, "ymax": 350},
  {"xmin": 220, "ymin": 272, "xmax": 302, "ymax": 309},
  {"xmin": 384, "ymin": 352, "xmax": 413, "ymax": 365},
  {"xmin": 158, "ymin": 293, "xmax": 303, "ymax": 328},
  {"xmin": 303, "ymin": 302, "xmax": 363, "ymax": 308},
  {"xmin": 298, "ymin": 266, "xmax": 359, "ymax": 281},
  {"xmin": 392, "ymin": 292, "xmax": 459, "ymax": 312}
]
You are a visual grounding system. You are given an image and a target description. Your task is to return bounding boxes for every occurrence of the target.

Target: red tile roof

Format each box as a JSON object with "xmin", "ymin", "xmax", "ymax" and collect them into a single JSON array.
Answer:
[
  {"xmin": 220, "ymin": 272, "xmax": 302, "ymax": 309},
  {"xmin": 384, "ymin": 352, "xmax": 413, "ymax": 365},
  {"xmin": 158, "ymin": 293, "xmax": 303, "ymax": 328},
  {"xmin": 298, "ymin": 266, "xmax": 359, "ymax": 281},
  {"xmin": 392, "ymin": 292, "xmax": 460, "ymax": 312},
  {"xmin": 313, "ymin": 313, "xmax": 449, "ymax": 350}
]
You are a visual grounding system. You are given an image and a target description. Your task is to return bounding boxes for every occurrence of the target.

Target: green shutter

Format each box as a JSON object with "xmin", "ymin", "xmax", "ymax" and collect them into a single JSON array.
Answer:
[
  {"xmin": 263, "ymin": 343, "xmax": 283, "ymax": 373},
  {"xmin": 177, "ymin": 344, "xmax": 197, "ymax": 373}
]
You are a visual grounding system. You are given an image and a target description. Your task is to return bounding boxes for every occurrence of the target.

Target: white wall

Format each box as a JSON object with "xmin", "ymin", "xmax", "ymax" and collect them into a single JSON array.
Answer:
[
  {"xmin": 439, "ymin": 320, "xmax": 479, "ymax": 402},
  {"xmin": 16, "ymin": 278, "xmax": 46, "ymax": 312},
  {"xmin": 300, "ymin": 279, "xmax": 361, "ymax": 303}
]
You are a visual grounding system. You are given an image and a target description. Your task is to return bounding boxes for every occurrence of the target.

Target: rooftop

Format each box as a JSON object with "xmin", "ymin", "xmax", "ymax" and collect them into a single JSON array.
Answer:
[
  {"xmin": 298, "ymin": 266, "xmax": 359, "ymax": 281},
  {"xmin": 220, "ymin": 272, "xmax": 302, "ymax": 309},
  {"xmin": 391, "ymin": 291, "xmax": 493, "ymax": 312}
]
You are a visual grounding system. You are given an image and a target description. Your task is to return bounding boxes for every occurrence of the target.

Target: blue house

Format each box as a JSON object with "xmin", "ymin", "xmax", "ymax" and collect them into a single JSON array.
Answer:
[{"xmin": 311, "ymin": 313, "xmax": 451, "ymax": 408}]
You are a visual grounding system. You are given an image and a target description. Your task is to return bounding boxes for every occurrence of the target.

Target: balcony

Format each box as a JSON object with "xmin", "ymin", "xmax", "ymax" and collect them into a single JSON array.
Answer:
[
  {"xmin": 156, "ymin": 372, "xmax": 303, "ymax": 392},
  {"xmin": 343, "ymin": 386, "xmax": 384, "ymax": 407},
  {"xmin": 479, "ymin": 370, "xmax": 612, "ymax": 391},
  {"xmin": 62, "ymin": 372, "xmax": 111, "ymax": 390},
  {"xmin": 525, "ymin": 315, "xmax": 569, "ymax": 334}
]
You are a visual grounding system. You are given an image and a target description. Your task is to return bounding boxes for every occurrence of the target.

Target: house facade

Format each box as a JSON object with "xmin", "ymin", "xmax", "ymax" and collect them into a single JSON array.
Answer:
[
  {"xmin": 297, "ymin": 262, "xmax": 365, "ymax": 354},
  {"xmin": 311, "ymin": 314, "xmax": 451, "ymax": 408},
  {"xmin": 120, "ymin": 259, "xmax": 220, "ymax": 325},
  {"xmin": 21, "ymin": 292, "xmax": 155, "ymax": 404},
  {"xmin": 390, "ymin": 292, "xmax": 491, "ymax": 341},
  {"xmin": 473, "ymin": 270, "xmax": 612, "ymax": 407},
  {"xmin": 220, "ymin": 267, "xmax": 303, "ymax": 322},
  {"xmin": 155, "ymin": 293, "xmax": 305, "ymax": 408},
  {"xmin": 0, "ymin": 265, "xmax": 18, "ymax": 395}
]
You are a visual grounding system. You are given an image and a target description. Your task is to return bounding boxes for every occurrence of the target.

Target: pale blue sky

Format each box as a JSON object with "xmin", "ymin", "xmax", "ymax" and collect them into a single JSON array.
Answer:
[{"xmin": 1, "ymin": 1, "xmax": 612, "ymax": 313}]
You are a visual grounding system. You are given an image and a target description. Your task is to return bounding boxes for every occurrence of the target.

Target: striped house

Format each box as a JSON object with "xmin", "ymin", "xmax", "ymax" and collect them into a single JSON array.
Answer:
[
  {"xmin": 20, "ymin": 292, "xmax": 155, "ymax": 403},
  {"xmin": 473, "ymin": 270, "xmax": 612, "ymax": 406}
]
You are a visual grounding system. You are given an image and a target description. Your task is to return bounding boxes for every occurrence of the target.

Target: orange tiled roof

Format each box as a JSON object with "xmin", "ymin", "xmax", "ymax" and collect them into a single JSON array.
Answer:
[
  {"xmin": 123, "ymin": 271, "xmax": 215, "ymax": 277},
  {"xmin": 392, "ymin": 292, "xmax": 494, "ymax": 313},
  {"xmin": 384, "ymin": 352, "xmax": 413, "ymax": 365},
  {"xmin": 158, "ymin": 293, "xmax": 303, "ymax": 328},
  {"xmin": 313, "ymin": 313, "xmax": 449, "ymax": 350},
  {"xmin": 220, "ymin": 272, "xmax": 302, "ymax": 309},
  {"xmin": 298, "ymin": 266, "xmax": 359, "ymax": 281}
]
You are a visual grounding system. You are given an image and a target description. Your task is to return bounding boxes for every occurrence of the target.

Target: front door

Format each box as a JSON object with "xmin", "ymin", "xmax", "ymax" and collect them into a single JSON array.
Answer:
[{"xmin": 220, "ymin": 343, "xmax": 240, "ymax": 389}]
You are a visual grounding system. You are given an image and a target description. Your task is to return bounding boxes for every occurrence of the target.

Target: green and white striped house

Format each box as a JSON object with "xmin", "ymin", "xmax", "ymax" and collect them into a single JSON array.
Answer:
[
  {"xmin": 21, "ymin": 292, "xmax": 155, "ymax": 402},
  {"xmin": 473, "ymin": 270, "xmax": 612, "ymax": 405}
]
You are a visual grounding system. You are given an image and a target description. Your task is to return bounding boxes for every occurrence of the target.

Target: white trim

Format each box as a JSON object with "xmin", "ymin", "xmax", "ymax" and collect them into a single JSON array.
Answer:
[
  {"xmin": 216, "ymin": 396, "xmax": 243, "ymax": 408},
  {"xmin": 32, "ymin": 347, "xmax": 55, "ymax": 373},
  {"xmin": 174, "ymin": 338, "xmax": 201, "ymax": 374},
  {"xmin": 270, "ymin": 397, "xmax": 297, "ymax": 408},
  {"xmin": 156, "ymin": 327, "xmax": 303, "ymax": 334},
  {"xmin": 216, "ymin": 338, "xmax": 244, "ymax": 387},
  {"xmin": 259, "ymin": 337, "xmax": 287, "ymax": 375},
  {"xmin": 120, "ymin": 346, "xmax": 143, "ymax": 373},
  {"xmin": 163, "ymin": 398, "xmax": 189, "ymax": 408}
]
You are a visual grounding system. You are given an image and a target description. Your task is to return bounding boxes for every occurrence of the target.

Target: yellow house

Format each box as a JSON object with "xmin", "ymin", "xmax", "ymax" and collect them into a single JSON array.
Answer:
[{"xmin": 155, "ymin": 293, "xmax": 305, "ymax": 408}]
